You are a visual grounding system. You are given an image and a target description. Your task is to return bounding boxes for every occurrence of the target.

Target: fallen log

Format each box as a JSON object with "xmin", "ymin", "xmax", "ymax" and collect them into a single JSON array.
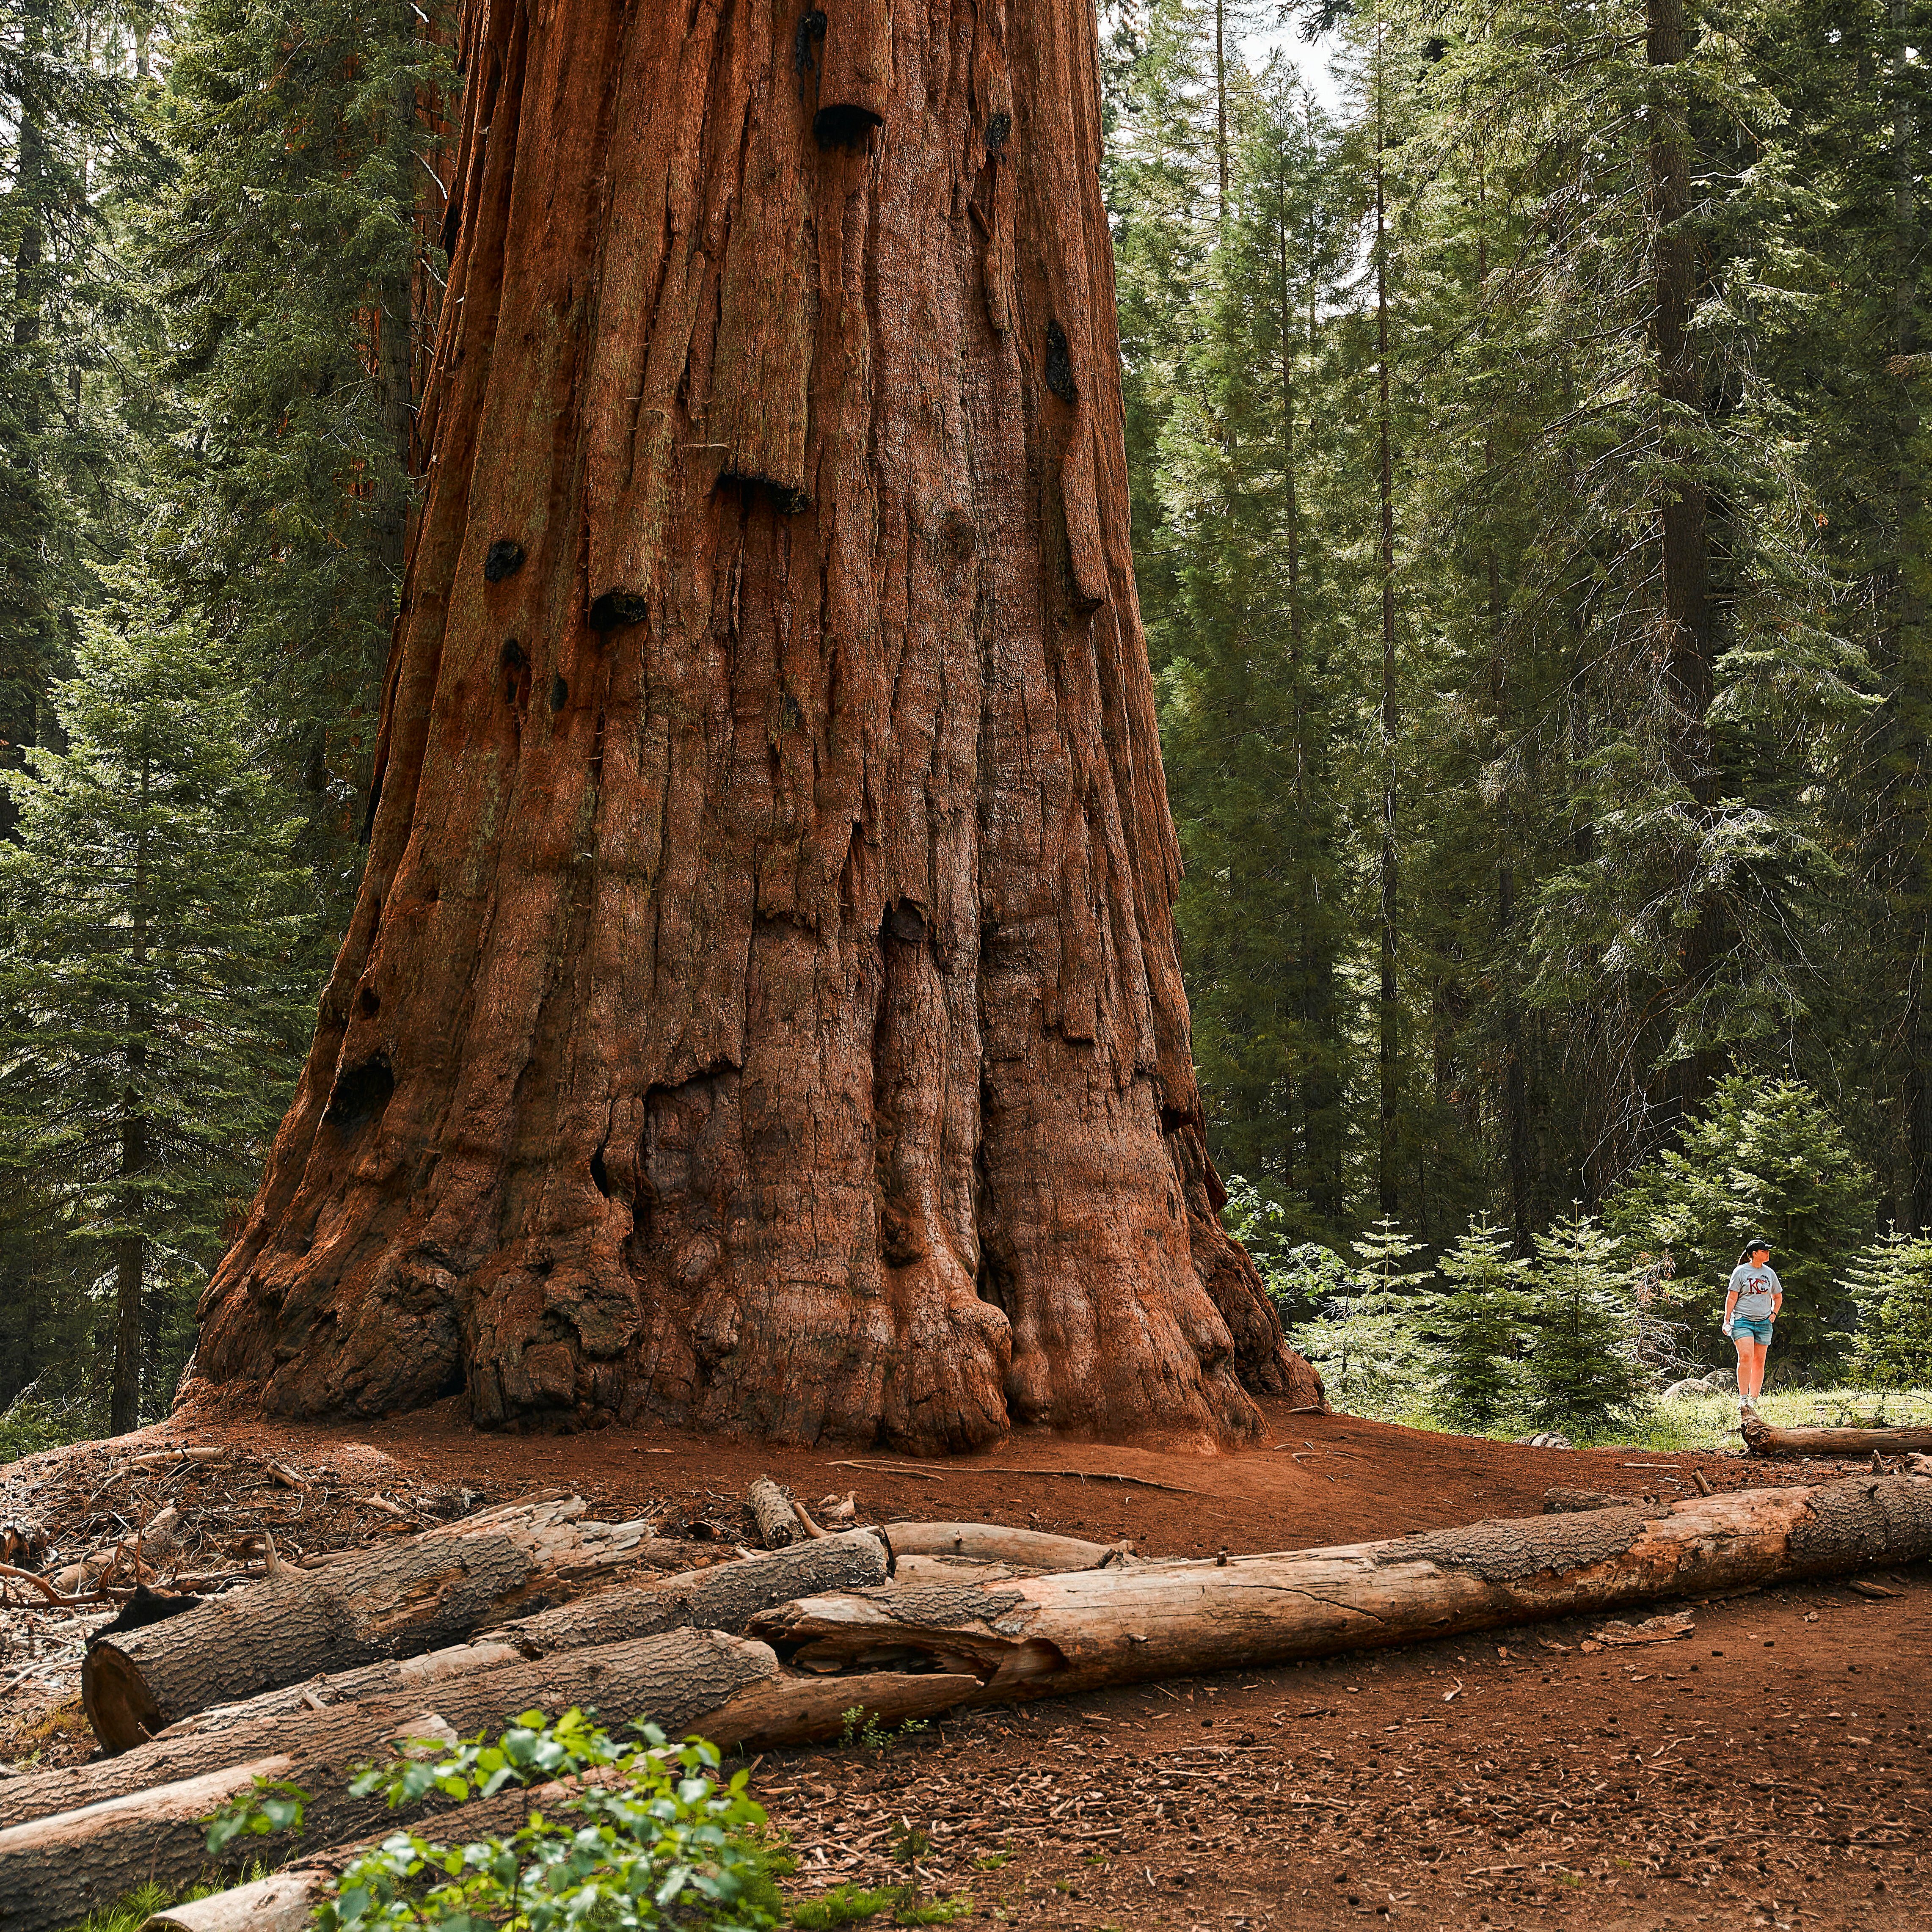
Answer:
[
  {"xmin": 1, "ymin": 1532, "xmax": 888, "ymax": 1831},
  {"xmin": 81, "ymin": 1494, "xmax": 666, "ymax": 1751},
  {"xmin": 748, "ymin": 1477, "xmax": 802, "ymax": 1548},
  {"xmin": 751, "ymin": 1472, "xmax": 1932, "ymax": 1704},
  {"xmin": 0, "ymin": 1629, "xmax": 777, "ymax": 1932},
  {"xmin": 1741, "ymin": 1412, "xmax": 1932, "ymax": 1457},
  {"xmin": 480, "ymin": 1527, "xmax": 887, "ymax": 1655},
  {"xmin": 138, "ymin": 1669, "xmax": 978, "ymax": 1932},
  {"xmin": 883, "ymin": 1521, "xmax": 1127, "ymax": 1572}
]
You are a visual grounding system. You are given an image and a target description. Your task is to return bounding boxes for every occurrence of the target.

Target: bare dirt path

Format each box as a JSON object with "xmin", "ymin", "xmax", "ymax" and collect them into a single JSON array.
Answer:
[{"xmin": 7, "ymin": 1393, "xmax": 1927, "ymax": 1929}]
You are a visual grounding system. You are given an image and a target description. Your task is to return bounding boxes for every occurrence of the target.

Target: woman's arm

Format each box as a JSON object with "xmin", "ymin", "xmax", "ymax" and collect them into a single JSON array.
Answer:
[{"xmin": 1723, "ymin": 1287, "xmax": 1739, "ymax": 1331}]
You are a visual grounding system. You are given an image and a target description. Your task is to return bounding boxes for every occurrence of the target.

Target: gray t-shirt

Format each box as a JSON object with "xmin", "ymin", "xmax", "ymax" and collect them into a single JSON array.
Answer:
[{"xmin": 1727, "ymin": 1263, "xmax": 1781, "ymax": 1321}]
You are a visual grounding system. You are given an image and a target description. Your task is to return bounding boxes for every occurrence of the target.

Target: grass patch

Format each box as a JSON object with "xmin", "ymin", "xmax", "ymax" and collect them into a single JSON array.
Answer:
[
  {"xmin": 1326, "ymin": 1385, "xmax": 1932, "ymax": 1453},
  {"xmin": 789, "ymin": 1885, "xmax": 973, "ymax": 1928},
  {"xmin": 55, "ymin": 1874, "xmax": 260, "ymax": 1932}
]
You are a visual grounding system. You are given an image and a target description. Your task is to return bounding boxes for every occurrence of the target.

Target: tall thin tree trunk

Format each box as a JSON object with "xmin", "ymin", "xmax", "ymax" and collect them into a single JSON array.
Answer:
[
  {"xmin": 1373, "ymin": 24, "xmax": 1400, "ymax": 1220},
  {"xmin": 112, "ymin": 762, "xmax": 153, "ymax": 1435},
  {"xmin": 194, "ymin": 0, "xmax": 1323, "ymax": 1445},
  {"xmin": 1889, "ymin": 0, "xmax": 1930, "ymax": 1229},
  {"xmin": 1645, "ymin": 0, "xmax": 1720, "ymax": 1135},
  {"xmin": 1214, "ymin": 0, "xmax": 1229, "ymax": 224}
]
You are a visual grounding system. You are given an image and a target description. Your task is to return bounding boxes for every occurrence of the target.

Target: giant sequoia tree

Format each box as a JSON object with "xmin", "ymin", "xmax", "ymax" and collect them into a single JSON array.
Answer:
[{"xmin": 189, "ymin": 0, "xmax": 1322, "ymax": 1447}]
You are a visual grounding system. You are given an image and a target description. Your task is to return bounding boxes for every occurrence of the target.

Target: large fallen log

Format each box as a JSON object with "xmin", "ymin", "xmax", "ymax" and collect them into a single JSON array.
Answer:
[
  {"xmin": 883, "ymin": 1521, "xmax": 1127, "ymax": 1572},
  {"xmin": 1741, "ymin": 1412, "xmax": 1932, "ymax": 1457},
  {"xmin": 751, "ymin": 1472, "xmax": 1932, "ymax": 1703},
  {"xmin": 1, "ymin": 1531, "xmax": 889, "ymax": 1831},
  {"xmin": 139, "ymin": 1669, "xmax": 978, "ymax": 1932},
  {"xmin": 0, "ymin": 1629, "xmax": 777, "ymax": 1932},
  {"xmin": 483, "ymin": 1527, "xmax": 887, "ymax": 1655},
  {"xmin": 81, "ymin": 1494, "xmax": 667, "ymax": 1751}
]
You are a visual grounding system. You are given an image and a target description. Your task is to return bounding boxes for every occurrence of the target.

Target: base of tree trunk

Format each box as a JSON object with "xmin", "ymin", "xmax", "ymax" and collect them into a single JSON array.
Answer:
[{"xmin": 180, "ymin": 0, "xmax": 1326, "ymax": 1455}]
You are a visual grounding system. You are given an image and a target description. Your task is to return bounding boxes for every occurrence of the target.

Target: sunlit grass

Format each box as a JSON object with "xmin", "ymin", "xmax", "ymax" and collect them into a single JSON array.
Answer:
[{"xmin": 1325, "ymin": 1385, "xmax": 1932, "ymax": 1453}]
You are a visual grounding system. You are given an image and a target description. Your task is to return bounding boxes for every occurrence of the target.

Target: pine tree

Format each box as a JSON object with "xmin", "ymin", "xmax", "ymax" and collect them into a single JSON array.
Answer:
[
  {"xmin": 144, "ymin": 0, "xmax": 447, "ymax": 928},
  {"xmin": 1286, "ymin": 1219, "xmax": 1436, "ymax": 1412},
  {"xmin": 1524, "ymin": 1211, "xmax": 1649, "ymax": 1432},
  {"xmin": 1424, "ymin": 1217, "xmax": 1531, "ymax": 1428},
  {"xmin": 1605, "ymin": 1075, "xmax": 1874, "ymax": 1367},
  {"xmin": 0, "ymin": 561, "xmax": 315, "ymax": 1430},
  {"xmin": 0, "ymin": 0, "xmax": 148, "ymax": 836},
  {"xmin": 1844, "ymin": 1229, "xmax": 1932, "ymax": 1389}
]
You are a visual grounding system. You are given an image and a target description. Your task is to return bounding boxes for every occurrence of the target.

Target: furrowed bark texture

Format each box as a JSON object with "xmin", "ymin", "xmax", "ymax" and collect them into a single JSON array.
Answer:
[
  {"xmin": 0, "ymin": 1631, "xmax": 780, "ymax": 1931},
  {"xmin": 189, "ymin": 0, "xmax": 1320, "ymax": 1448},
  {"xmin": 81, "ymin": 1497, "xmax": 661, "ymax": 1751},
  {"xmin": 749, "ymin": 1474, "xmax": 1932, "ymax": 1702}
]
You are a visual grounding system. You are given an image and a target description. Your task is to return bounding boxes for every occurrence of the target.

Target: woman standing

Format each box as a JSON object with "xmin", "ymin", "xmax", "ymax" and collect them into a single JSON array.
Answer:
[{"xmin": 1723, "ymin": 1239, "xmax": 1782, "ymax": 1411}]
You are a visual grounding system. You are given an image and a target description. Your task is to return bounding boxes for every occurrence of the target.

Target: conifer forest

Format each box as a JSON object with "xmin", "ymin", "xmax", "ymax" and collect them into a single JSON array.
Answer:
[{"xmin": 0, "ymin": 0, "xmax": 1928, "ymax": 1442}]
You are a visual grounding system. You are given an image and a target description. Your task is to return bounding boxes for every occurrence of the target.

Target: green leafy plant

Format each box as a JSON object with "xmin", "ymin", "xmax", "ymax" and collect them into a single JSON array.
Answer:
[
  {"xmin": 1287, "ymin": 1221, "xmax": 1435, "ymax": 1414},
  {"xmin": 837, "ymin": 1707, "xmax": 928, "ymax": 1754},
  {"xmin": 204, "ymin": 1709, "xmax": 778, "ymax": 1932}
]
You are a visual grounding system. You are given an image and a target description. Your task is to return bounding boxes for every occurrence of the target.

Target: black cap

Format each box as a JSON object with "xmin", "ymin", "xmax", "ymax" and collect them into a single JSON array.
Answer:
[{"xmin": 1747, "ymin": 1237, "xmax": 1772, "ymax": 1253}]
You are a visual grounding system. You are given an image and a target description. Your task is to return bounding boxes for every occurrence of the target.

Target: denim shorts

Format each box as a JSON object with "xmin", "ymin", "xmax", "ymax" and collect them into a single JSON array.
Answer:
[{"xmin": 1731, "ymin": 1315, "xmax": 1774, "ymax": 1344}]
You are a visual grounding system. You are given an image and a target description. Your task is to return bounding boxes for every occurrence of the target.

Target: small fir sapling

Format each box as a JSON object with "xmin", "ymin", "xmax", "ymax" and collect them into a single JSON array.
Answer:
[
  {"xmin": 1523, "ymin": 1210, "xmax": 1651, "ymax": 1432},
  {"xmin": 1422, "ymin": 1218, "xmax": 1532, "ymax": 1429},
  {"xmin": 1284, "ymin": 1219, "xmax": 1434, "ymax": 1412},
  {"xmin": 1844, "ymin": 1229, "xmax": 1932, "ymax": 1389}
]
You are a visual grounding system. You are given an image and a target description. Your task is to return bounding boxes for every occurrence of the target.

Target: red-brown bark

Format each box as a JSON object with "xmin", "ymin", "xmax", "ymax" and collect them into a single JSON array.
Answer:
[{"xmin": 190, "ymin": 0, "xmax": 1323, "ymax": 1449}]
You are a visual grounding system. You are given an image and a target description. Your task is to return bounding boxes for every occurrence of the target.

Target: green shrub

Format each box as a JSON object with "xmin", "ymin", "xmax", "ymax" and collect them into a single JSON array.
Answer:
[
  {"xmin": 0, "ymin": 1385, "xmax": 92, "ymax": 1466},
  {"xmin": 1844, "ymin": 1229, "xmax": 1932, "ymax": 1389}
]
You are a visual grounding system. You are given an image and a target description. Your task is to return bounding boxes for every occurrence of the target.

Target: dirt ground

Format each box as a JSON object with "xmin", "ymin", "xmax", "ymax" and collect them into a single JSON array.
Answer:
[{"xmin": 5, "ymin": 1392, "xmax": 1928, "ymax": 1930}]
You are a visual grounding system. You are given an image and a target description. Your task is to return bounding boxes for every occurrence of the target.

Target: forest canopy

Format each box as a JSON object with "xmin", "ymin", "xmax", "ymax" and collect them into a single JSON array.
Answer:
[{"xmin": 0, "ymin": 0, "xmax": 1925, "ymax": 1435}]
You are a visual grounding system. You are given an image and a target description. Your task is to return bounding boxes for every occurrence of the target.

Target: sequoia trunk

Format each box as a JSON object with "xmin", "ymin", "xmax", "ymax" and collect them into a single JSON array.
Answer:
[{"xmin": 189, "ymin": 0, "xmax": 1319, "ymax": 1447}]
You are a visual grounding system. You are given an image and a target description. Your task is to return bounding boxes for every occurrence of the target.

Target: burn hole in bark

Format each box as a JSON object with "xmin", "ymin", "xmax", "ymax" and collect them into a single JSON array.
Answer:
[
  {"xmin": 984, "ymin": 111, "xmax": 1010, "ymax": 153},
  {"xmin": 815, "ymin": 101, "xmax": 882, "ymax": 149},
  {"xmin": 550, "ymin": 675, "xmax": 568, "ymax": 712},
  {"xmin": 589, "ymin": 590, "xmax": 649, "ymax": 633},
  {"xmin": 883, "ymin": 900, "xmax": 927, "ymax": 945},
  {"xmin": 501, "ymin": 638, "xmax": 532, "ymax": 711},
  {"xmin": 1159, "ymin": 1102, "xmax": 1196, "ymax": 1135},
  {"xmin": 484, "ymin": 538, "xmax": 526, "ymax": 582},
  {"xmin": 360, "ymin": 772, "xmax": 382, "ymax": 844},
  {"xmin": 720, "ymin": 471, "xmax": 810, "ymax": 516},
  {"xmin": 1051, "ymin": 324, "xmax": 1082, "ymax": 404},
  {"xmin": 325, "ymin": 1054, "xmax": 394, "ymax": 1134},
  {"xmin": 1044, "ymin": 321, "xmax": 1078, "ymax": 404},
  {"xmin": 590, "ymin": 1142, "xmax": 612, "ymax": 1198},
  {"xmin": 356, "ymin": 984, "xmax": 380, "ymax": 1018},
  {"xmin": 792, "ymin": 6, "xmax": 826, "ymax": 94}
]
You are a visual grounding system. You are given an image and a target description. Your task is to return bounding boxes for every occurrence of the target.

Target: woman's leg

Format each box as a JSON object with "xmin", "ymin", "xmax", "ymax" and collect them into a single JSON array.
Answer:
[
  {"xmin": 1748, "ymin": 1334, "xmax": 1770, "ymax": 1400},
  {"xmin": 1734, "ymin": 1331, "xmax": 1755, "ymax": 1399}
]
